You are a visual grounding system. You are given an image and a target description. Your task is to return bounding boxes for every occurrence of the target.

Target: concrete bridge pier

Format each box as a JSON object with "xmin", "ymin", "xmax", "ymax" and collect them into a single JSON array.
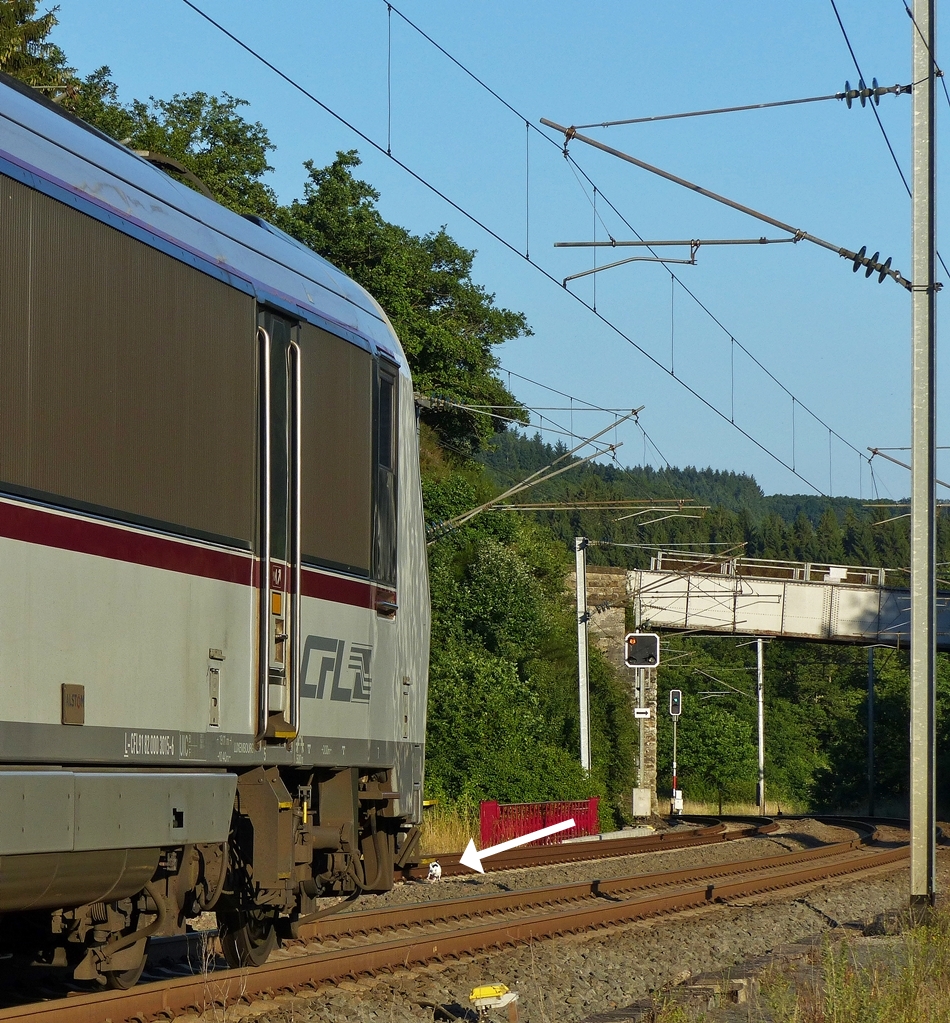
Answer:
[{"xmin": 569, "ymin": 567, "xmax": 658, "ymax": 816}]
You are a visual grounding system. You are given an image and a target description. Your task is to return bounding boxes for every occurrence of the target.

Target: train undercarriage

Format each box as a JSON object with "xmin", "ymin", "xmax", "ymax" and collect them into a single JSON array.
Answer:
[{"xmin": 0, "ymin": 766, "xmax": 419, "ymax": 987}]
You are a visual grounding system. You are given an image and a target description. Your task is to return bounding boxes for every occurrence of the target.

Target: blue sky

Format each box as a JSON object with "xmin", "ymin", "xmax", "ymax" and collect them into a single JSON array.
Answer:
[{"xmin": 50, "ymin": 1, "xmax": 946, "ymax": 500}]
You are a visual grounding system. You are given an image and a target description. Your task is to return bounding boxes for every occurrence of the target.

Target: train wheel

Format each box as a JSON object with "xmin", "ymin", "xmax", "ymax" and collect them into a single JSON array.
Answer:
[
  {"xmin": 104, "ymin": 938, "xmax": 148, "ymax": 989},
  {"xmin": 217, "ymin": 908, "xmax": 277, "ymax": 968}
]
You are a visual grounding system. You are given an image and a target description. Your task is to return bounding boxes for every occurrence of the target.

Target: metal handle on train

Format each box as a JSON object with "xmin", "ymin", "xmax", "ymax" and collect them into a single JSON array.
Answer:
[
  {"xmin": 287, "ymin": 335, "xmax": 302, "ymax": 743},
  {"xmin": 256, "ymin": 325, "xmax": 272, "ymax": 743}
]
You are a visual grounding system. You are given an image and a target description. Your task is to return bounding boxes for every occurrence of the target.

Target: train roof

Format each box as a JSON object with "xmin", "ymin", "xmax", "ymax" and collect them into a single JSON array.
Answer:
[{"xmin": 0, "ymin": 72, "xmax": 407, "ymax": 370}]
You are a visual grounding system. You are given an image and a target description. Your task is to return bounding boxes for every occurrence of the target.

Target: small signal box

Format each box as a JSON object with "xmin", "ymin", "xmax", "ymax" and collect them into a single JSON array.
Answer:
[
  {"xmin": 624, "ymin": 632, "xmax": 660, "ymax": 668},
  {"xmin": 669, "ymin": 689, "xmax": 682, "ymax": 717}
]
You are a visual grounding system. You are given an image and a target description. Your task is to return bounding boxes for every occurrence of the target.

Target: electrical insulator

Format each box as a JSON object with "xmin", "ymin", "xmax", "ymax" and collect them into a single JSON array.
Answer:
[{"xmin": 844, "ymin": 79, "xmax": 908, "ymax": 108}]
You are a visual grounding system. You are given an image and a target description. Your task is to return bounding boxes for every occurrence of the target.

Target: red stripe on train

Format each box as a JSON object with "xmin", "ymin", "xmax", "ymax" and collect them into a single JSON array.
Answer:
[
  {"xmin": 0, "ymin": 498, "xmax": 378, "ymax": 609},
  {"xmin": 301, "ymin": 569, "xmax": 375, "ymax": 608},
  {"xmin": 0, "ymin": 498, "xmax": 253, "ymax": 584}
]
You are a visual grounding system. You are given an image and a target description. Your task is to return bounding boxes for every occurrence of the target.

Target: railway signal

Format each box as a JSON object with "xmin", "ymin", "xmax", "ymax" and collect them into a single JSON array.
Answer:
[
  {"xmin": 669, "ymin": 689, "xmax": 683, "ymax": 814},
  {"xmin": 624, "ymin": 632, "xmax": 660, "ymax": 667}
]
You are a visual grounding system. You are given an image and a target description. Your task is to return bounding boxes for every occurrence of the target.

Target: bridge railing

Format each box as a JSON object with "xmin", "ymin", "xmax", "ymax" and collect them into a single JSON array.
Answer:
[
  {"xmin": 650, "ymin": 551, "xmax": 897, "ymax": 588},
  {"xmin": 479, "ymin": 798, "xmax": 600, "ymax": 847}
]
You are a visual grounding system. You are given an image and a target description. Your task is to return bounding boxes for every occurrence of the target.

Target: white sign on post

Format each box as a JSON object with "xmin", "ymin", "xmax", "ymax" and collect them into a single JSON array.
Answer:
[{"xmin": 633, "ymin": 707, "xmax": 651, "ymax": 719}]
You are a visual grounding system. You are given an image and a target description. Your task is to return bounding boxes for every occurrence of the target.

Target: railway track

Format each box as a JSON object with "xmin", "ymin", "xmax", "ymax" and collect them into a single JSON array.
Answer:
[
  {"xmin": 399, "ymin": 814, "xmax": 779, "ymax": 878},
  {"xmin": 0, "ymin": 817, "xmax": 908, "ymax": 1023}
]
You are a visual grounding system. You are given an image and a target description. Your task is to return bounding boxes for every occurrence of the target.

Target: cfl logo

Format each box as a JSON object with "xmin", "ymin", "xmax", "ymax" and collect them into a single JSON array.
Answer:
[{"xmin": 300, "ymin": 636, "xmax": 372, "ymax": 704}]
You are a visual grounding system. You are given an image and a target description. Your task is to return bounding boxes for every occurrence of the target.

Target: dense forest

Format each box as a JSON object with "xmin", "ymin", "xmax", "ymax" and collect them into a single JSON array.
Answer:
[
  {"xmin": 479, "ymin": 430, "xmax": 950, "ymax": 577},
  {"xmin": 480, "ymin": 431, "xmax": 950, "ymax": 815},
  {"xmin": 4, "ymin": 2, "xmax": 945, "ymax": 822}
]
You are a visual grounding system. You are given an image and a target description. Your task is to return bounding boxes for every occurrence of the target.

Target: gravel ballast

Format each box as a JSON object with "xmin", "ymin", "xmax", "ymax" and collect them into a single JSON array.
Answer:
[{"xmin": 174, "ymin": 820, "xmax": 932, "ymax": 1023}]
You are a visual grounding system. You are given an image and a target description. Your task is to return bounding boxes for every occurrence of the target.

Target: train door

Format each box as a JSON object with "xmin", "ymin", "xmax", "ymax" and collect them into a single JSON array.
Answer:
[
  {"xmin": 256, "ymin": 311, "xmax": 301, "ymax": 743},
  {"xmin": 372, "ymin": 360, "xmax": 400, "ymax": 739}
]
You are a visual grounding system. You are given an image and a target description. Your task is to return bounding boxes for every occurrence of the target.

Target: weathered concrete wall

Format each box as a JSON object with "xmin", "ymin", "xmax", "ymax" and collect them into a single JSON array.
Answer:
[
  {"xmin": 638, "ymin": 668, "xmax": 658, "ymax": 814},
  {"xmin": 567, "ymin": 567, "xmax": 657, "ymax": 814}
]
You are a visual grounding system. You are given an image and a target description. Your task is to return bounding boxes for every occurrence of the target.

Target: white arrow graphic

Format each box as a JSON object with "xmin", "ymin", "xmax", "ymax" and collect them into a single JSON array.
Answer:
[{"xmin": 459, "ymin": 817, "xmax": 577, "ymax": 873}]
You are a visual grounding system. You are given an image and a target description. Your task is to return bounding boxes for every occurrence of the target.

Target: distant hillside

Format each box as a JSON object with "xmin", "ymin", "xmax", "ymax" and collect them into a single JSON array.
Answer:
[
  {"xmin": 481, "ymin": 431, "xmax": 767, "ymax": 512},
  {"xmin": 477, "ymin": 430, "xmax": 928, "ymax": 572}
]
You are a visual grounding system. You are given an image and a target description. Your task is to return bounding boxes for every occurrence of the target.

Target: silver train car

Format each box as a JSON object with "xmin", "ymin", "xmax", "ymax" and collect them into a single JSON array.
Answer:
[{"xmin": 0, "ymin": 72, "xmax": 429, "ymax": 985}]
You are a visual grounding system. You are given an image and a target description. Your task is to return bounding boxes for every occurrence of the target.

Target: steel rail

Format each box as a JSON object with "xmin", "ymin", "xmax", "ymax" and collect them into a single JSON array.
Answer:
[
  {"xmin": 401, "ymin": 815, "xmax": 779, "ymax": 878},
  {"xmin": 300, "ymin": 832, "xmax": 876, "ymax": 943},
  {"xmin": 0, "ymin": 820, "xmax": 906, "ymax": 1023}
]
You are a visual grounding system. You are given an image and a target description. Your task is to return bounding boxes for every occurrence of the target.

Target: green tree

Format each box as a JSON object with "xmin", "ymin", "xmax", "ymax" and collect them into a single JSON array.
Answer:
[
  {"xmin": 0, "ymin": 0, "xmax": 70, "ymax": 91},
  {"xmin": 843, "ymin": 508, "xmax": 877, "ymax": 565},
  {"xmin": 816, "ymin": 508, "xmax": 844, "ymax": 563},
  {"xmin": 791, "ymin": 511, "xmax": 818, "ymax": 562},
  {"xmin": 676, "ymin": 705, "xmax": 757, "ymax": 813},
  {"xmin": 66, "ymin": 75, "xmax": 280, "ymax": 219},
  {"xmin": 277, "ymin": 151, "xmax": 531, "ymax": 454},
  {"xmin": 119, "ymin": 91, "xmax": 278, "ymax": 217},
  {"xmin": 425, "ymin": 506, "xmax": 637, "ymax": 815}
]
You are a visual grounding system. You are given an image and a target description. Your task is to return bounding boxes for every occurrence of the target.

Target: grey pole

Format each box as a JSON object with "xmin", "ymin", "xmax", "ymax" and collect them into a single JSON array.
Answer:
[
  {"xmin": 757, "ymin": 638, "xmax": 766, "ymax": 816},
  {"xmin": 868, "ymin": 646, "xmax": 876, "ymax": 818},
  {"xmin": 671, "ymin": 715, "xmax": 678, "ymax": 814},
  {"xmin": 575, "ymin": 537, "xmax": 592, "ymax": 772},
  {"xmin": 637, "ymin": 669, "xmax": 645, "ymax": 786},
  {"xmin": 910, "ymin": 0, "xmax": 937, "ymax": 908}
]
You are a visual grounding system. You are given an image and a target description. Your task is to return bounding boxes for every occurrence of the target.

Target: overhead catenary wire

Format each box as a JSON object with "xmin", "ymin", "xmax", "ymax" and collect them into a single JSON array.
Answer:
[
  {"xmin": 386, "ymin": 2, "xmax": 392, "ymax": 154},
  {"xmin": 395, "ymin": 16, "xmax": 902, "ymax": 491},
  {"xmin": 556, "ymin": 238, "xmax": 802, "ymax": 286},
  {"xmin": 592, "ymin": 540, "xmax": 744, "ymax": 550},
  {"xmin": 868, "ymin": 447, "xmax": 950, "ymax": 490},
  {"xmin": 555, "ymin": 237, "xmax": 800, "ymax": 248},
  {"xmin": 492, "ymin": 500, "xmax": 703, "ymax": 510},
  {"xmin": 179, "ymin": 0, "xmax": 869, "ymax": 497},
  {"xmin": 571, "ymin": 84, "xmax": 912, "ymax": 130},
  {"xmin": 899, "ymin": 0, "xmax": 950, "ymax": 112},
  {"xmin": 830, "ymin": 0, "xmax": 913, "ymax": 195},
  {"xmin": 556, "ymin": 92, "xmax": 912, "ymax": 482},
  {"xmin": 561, "ymin": 155, "xmax": 877, "ymax": 472},
  {"xmin": 438, "ymin": 403, "xmax": 637, "ymax": 412},
  {"xmin": 491, "ymin": 366, "xmax": 677, "ymax": 479},
  {"xmin": 830, "ymin": 0, "xmax": 950, "ymax": 281},
  {"xmin": 428, "ymin": 443, "xmax": 621, "ymax": 540},
  {"xmin": 542, "ymin": 118, "xmax": 909, "ymax": 289},
  {"xmin": 416, "ymin": 392, "xmax": 630, "ymax": 446},
  {"xmin": 493, "ymin": 366, "xmax": 700, "ymax": 496},
  {"xmin": 428, "ymin": 409, "xmax": 642, "ymax": 539}
]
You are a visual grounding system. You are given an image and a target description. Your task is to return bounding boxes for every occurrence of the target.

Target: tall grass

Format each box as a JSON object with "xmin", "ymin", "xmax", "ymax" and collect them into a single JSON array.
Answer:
[
  {"xmin": 418, "ymin": 801, "xmax": 479, "ymax": 855},
  {"xmin": 649, "ymin": 910, "xmax": 950, "ymax": 1022},
  {"xmin": 680, "ymin": 797, "xmax": 807, "ymax": 816},
  {"xmin": 780, "ymin": 914, "xmax": 950, "ymax": 1023}
]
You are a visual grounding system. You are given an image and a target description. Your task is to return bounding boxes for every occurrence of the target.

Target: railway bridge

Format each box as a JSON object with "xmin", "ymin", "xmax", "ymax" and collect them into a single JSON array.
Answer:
[
  {"xmin": 571, "ymin": 553, "xmax": 946, "ymax": 819},
  {"xmin": 628, "ymin": 552, "xmax": 950, "ymax": 649}
]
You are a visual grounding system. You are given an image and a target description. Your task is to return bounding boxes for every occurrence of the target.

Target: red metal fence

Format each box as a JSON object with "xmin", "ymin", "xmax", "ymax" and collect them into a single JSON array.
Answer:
[{"xmin": 479, "ymin": 797, "xmax": 600, "ymax": 848}]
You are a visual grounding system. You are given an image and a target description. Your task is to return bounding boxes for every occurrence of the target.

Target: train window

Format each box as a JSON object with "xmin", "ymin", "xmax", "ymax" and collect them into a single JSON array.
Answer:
[
  {"xmin": 378, "ymin": 374, "xmax": 394, "ymax": 471},
  {"xmin": 298, "ymin": 324, "xmax": 373, "ymax": 575},
  {"xmin": 0, "ymin": 175, "xmax": 256, "ymax": 543},
  {"xmin": 373, "ymin": 364, "xmax": 398, "ymax": 588}
]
